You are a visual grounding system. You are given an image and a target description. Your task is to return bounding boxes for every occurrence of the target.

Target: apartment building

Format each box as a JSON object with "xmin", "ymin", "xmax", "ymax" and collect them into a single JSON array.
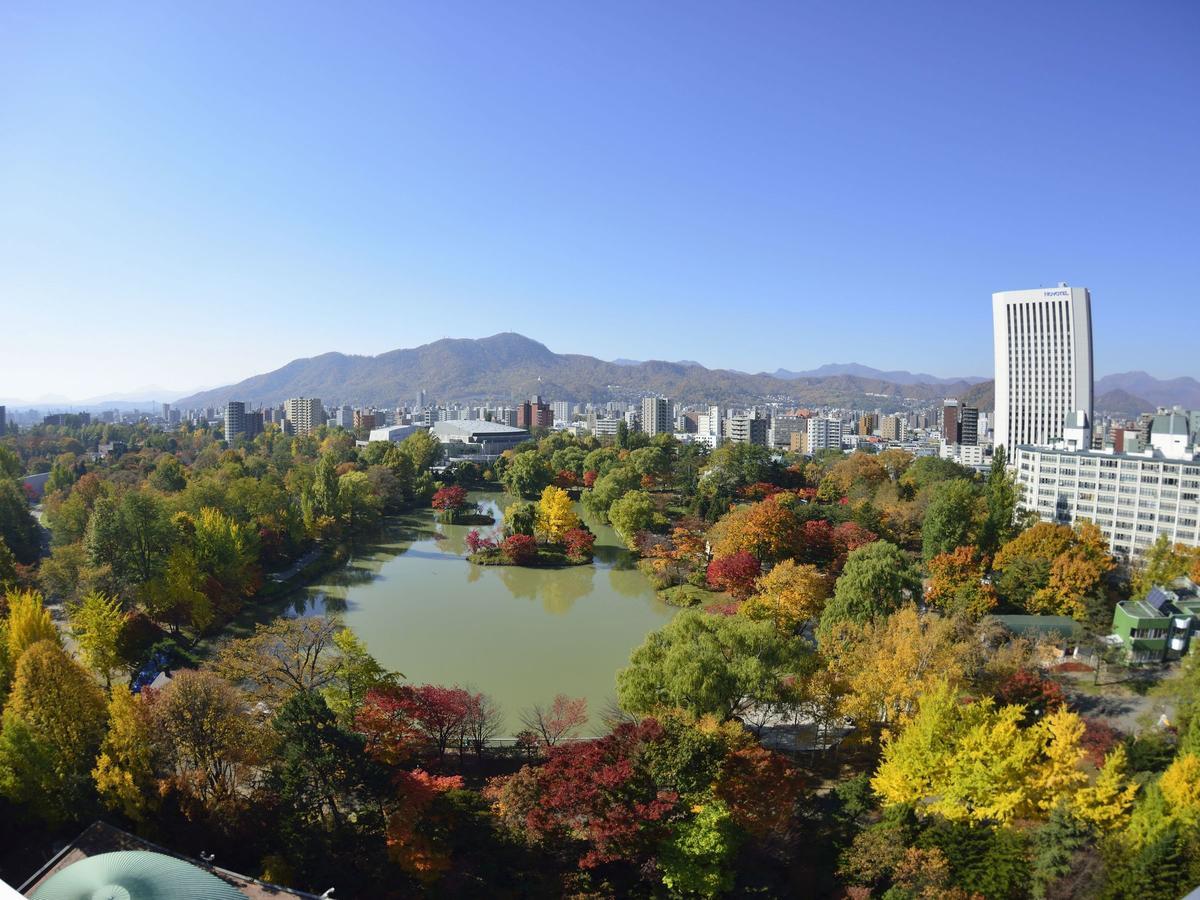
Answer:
[{"xmin": 284, "ymin": 397, "xmax": 324, "ymax": 436}]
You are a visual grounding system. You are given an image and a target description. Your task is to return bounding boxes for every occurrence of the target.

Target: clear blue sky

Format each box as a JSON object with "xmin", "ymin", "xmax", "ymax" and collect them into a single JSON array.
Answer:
[{"xmin": 2, "ymin": 1, "xmax": 1197, "ymax": 401}]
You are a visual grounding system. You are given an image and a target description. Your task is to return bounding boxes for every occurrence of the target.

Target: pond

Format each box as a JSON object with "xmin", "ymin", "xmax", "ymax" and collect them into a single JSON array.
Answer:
[{"xmin": 283, "ymin": 491, "xmax": 676, "ymax": 735}]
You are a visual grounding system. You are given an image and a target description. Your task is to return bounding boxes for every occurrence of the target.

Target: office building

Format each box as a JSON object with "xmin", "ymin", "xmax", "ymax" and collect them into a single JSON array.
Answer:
[
  {"xmin": 1013, "ymin": 407, "xmax": 1200, "ymax": 559},
  {"xmin": 334, "ymin": 405, "xmax": 354, "ymax": 429},
  {"xmin": 224, "ymin": 401, "xmax": 246, "ymax": 442},
  {"xmin": 698, "ymin": 406, "xmax": 723, "ymax": 443},
  {"xmin": 942, "ymin": 400, "xmax": 960, "ymax": 443},
  {"xmin": 641, "ymin": 397, "xmax": 672, "ymax": 437},
  {"xmin": 551, "ymin": 401, "xmax": 572, "ymax": 424},
  {"xmin": 588, "ymin": 415, "xmax": 620, "ymax": 438},
  {"xmin": 807, "ymin": 417, "xmax": 844, "ymax": 453},
  {"xmin": 161, "ymin": 403, "xmax": 171, "ymax": 421},
  {"xmin": 858, "ymin": 414, "xmax": 875, "ymax": 437},
  {"xmin": 284, "ymin": 397, "xmax": 324, "ymax": 436},
  {"xmin": 517, "ymin": 395, "xmax": 553, "ymax": 430},
  {"xmin": 769, "ymin": 415, "xmax": 808, "ymax": 450},
  {"xmin": 353, "ymin": 409, "xmax": 376, "ymax": 431},
  {"xmin": 959, "ymin": 406, "xmax": 979, "ymax": 446},
  {"xmin": 992, "ymin": 284, "xmax": 1093, "ymax": 452}
]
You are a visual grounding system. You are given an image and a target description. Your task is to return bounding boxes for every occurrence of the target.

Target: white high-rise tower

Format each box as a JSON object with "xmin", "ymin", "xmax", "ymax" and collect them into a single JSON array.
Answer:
[{"xmin": 992, "ymin": 283, "xmax": 1093, "ymax": 452}]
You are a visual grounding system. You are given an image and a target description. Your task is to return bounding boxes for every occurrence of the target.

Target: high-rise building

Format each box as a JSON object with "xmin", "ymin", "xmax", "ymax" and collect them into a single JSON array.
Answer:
[
  {"xmin": 353, "ymin": 409, "xmax": 376, "ymax": 431},
  {"xmin": 335, "ymin": 405, "xmax": 354, "ymax": 429},
  {"xmin": 416, "ymin": 389, "xmax": 427, "ymax": 411},
  {"xmin": 0, "ymin": 405, "xmax": 6, "ymax": 437},
  {"xmin": 284, "ymin": 397, "xmax": 324, "ymax": 436},
  {"xmin": 992, "ymin": 284, "xmax": 1093, "ymax": 451},
  {"xmin": 942, "ymin": 400, "xmax": 960, "ymax": 443},
  {"xmin": 698, "ymin": 406, "xmax": 723, "ymax": 443},
  {"xmin": 807, "ymin": 417, "xmax": 844, "ymax": 453},
  {"xmin": 551, "ymin": 401, "xmax": 572, "ymax": 424},
  {"xmin": 224, "ymin": 401, "xmax": 247, "ymax": 442},
  {"xmin": 517, "ymin": 395, "xmax": 553, "ymax": 430},
  {"xmin": 959, "ymin": 406, "xmax": 979, "ymax": 446},
  {"xmin": 880, "ymin": 415, "xmax": 906, "ymax": 442},
  {"xmin": 641, "ymin": 397, "xmax": 672, "ymax": 437},
  {"xmin": 161, "ymin": 403, "xmax": 171, "ymax": 421},
  {"xmin": 768, "ymin": 415, "xmax": 808, "ymax": 449}
]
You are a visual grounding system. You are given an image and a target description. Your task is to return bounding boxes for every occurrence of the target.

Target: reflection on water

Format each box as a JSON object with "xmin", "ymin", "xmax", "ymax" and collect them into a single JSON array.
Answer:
[{"xmin": 286, "ymin": 491, "xmax": 673, "ymax": 733}]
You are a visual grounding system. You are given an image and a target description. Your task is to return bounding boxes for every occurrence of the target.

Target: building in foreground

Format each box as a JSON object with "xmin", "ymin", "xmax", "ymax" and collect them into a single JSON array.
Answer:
[
  {"xmin": 1014, "ymin": 407, "xmax": 1200, "ymax": 559},
  {"xmin": 992, "ymin": 283, "xmax": 1093, "ymax": 453},
  {"xmin": 1109, "ymin": 579, "xmax": 1200, "ymax": 664}
]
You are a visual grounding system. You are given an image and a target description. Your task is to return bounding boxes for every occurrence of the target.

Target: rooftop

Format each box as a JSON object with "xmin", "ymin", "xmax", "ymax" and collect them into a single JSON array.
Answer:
[{"xmin": 432, "ymin": 419, "xmax": 530, "ymax": 437}]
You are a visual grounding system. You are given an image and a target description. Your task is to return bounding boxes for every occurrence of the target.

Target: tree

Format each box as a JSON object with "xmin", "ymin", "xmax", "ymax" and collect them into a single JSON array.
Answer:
[
  {"xmin": 500, "ymin": 533, "xmax": 538, "ymax": 565},
  {"xmin": 321, "ymin": 628, "xmax": 399, "ymax": 725},
  {"xmin": 499, "ymin": 451, "xmax": 553, "ymax": 499},
  {"xmin": 5, "ymin": 587, "xmax": 59, "ymax": 660},
  {"xmin": 823, "ymin": 605, "xmax": 973, "ymax": 734},
  {"xmin": 67, "ymin": 590, "xmax": 125, "ymax": 687},
  {"xmin": 706, "ymin": 552, "xmax": 761, "ymax": 599},
  {"xmin": 93, "ymin": 687, "xmax": 158, "ymax": 822},
  {"xmin": 740, "ymin": 560, "xmax": 830, "ymax": 633},
  {"xmin": 150, "ymin": 454, "xmax": 187, "ymax": 492},
  {"xmin": 708, "ymin": 495, "xmax": 803, "ymax": 564},
  {"xmin": 658, "ymin": 797, "xmax": 740, "ymax": 897},
  {"xmin": 1133, "ymin": 535, "xmax": 1200, "ymax": 598},
  {"xmin": 1073, "ymin": 744, "xmax": 1138, "ymax": 831},
  {"xmin": 582, "ymin": 465, "xmax": 641, "ymax": 520},
  {"xmin": 0, "ymin": 640, "xmax": 107, "ymax": 823},
  {"xmin": 818, "ymin": 541, "xmax": 920, "ymax": 639},
  {"xmin": 535, "ymin": 485, "xmax": 579, "ymax": 543},
  {"xmin": 154, "ymin": 669, "xmax": 265, "ymax": 813},
  {"xmin": 397, "ymin": 429, "xmax": 442, "ymax": 472},
  {"xmin": 140, "ymin": 544, "xmax": 212, "ymax": 635},
  {"xmin": 562, "ymin": 527, "xmax": 596, "ymax": 562},
  {"xmin": 214, "ymin": 615, "xmax": 342, "ymax": 706},
  {"xmin": 85, "ymin": 491, "xmax": 174, "ymax": 586},
  {"xmin": 925, "ymin": 545, "xmax": 998, "ymax": 619},
  {"xmin": 191, "ymin": 506, "xmax": 260, "ymax": 612},
  {"xmin": 462, "ymin": 691, "xmax": 504, "ymax": 755},
  {"xmin": 338, "ymin": 470, "xmax": 382, "ymax": 533},
  {"xmin": 394, "ymin": 684, "xmax": 473, "ymax": 761},
  {"xmin": 520, "ymin": 694, "xmax": 588, "ymax": 746},
  {"xmin": 922, "ymin": 479, "xmax": 980, "ymax": 561},
  {"xmin": 978, "ymin": 445, "xmax": 1019, "ymax": 556},
  {"xmin": 503, "ymin": 500, "xmax": 537, "ymax": 537},
  {"xmin": 617, "ymin": 610, "xmax": 810, "ymax": 720},
  {"xmin": 431, "ymin": 485, "xmax": 469, "ymax": 516},
  {"xmin": 0, "ymin": 479, "xmax": 39, "ymax": 564},
  {"xmin": 1030, "ymin": 804, "xmax": 1091, "ymax": 900},
  {"xmin": 608, "ymin": 490, "xmax": 657, "ymax": 549}
]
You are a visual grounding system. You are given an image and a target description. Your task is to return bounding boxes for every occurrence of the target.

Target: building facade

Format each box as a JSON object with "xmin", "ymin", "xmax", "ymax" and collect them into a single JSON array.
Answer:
[
  {"xmin": 992, "ymin": 284, "xmax": 1093, "ymax": 452},
  {"xmin": 807, "ymin": 417, "xmax": 844, "ymax": 453},
  {"xmin": 727, "ymin": 414, "xmax": 768, "ymax": 446},
  {"xmin": 1014, "ymin": 413, "xmax": 1200, "ymax": 559},
  {"xmin": 224, "ymin": 401, "xmax": 246, "ymax": 442},
  {"xmin": 284, "ymin": 397, "xmax": 324, "ymax": 436},
  {"xmin": 641, "ymin": 397, "xmax": 672, "ymax": 437},
  {"xmin": 517, "ymin": 395, "xmax": 553, "ymax": 430}
]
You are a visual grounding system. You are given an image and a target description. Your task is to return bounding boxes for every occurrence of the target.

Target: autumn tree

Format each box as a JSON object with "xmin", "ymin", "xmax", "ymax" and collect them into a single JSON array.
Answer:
[
  {"xmin": 1133, "ymin": 535, "xmax": 1200, "ymax": 598},
  {"xmin": 740, "ymin": 560, "xmax": 830, "ymax": 633},
  {"xmin": 93, "ymin": 687, "xmax": 158, "ymax": 822},
  {"xmin": 67, "ymin": 590, "xmax": 125, "ymax": 687},
  {"xmin": 521, "ymin": 694, "xmax": 588, "ymax": 746},
  {"xmin": 708, "ymin": 495, "xmax": 803, "ymax": 564},
  {"xmin": 925, "ymin": 545, "xmax": 998, "ymax": 619},
  {"xmin": 0, "ymin": 640, "xmax": 108, "ymax": 823},
  {"xmin": 5, "ymin": 587, "xmax": 59, "ymax": 661},
  {"xmin": 214, "ymin": 615, "xmax": 342, "ymax": 706},
  {"xmin": 706, "ymin": 551, "xmax": 761, "ymax": 599},
  {"xmin": 823, "ymin": 605, "xmax": 973, "ymax": 735},
  {"xmin": 993, "ymin": 521, "xmax": 1114, "ymax": 619},
  {"xmin": 535, "ymin": 484, "xmax": 580, "ymax": 543},
  {"xmin": 154, "ymin": 669, "xmax": 266, "ymax": 814}
]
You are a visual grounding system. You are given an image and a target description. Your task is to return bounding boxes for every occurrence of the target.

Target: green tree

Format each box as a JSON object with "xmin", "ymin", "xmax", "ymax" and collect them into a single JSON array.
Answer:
[
  {"xmin": 85, "ymin": 491, "xmax": 174, "ymax": 586},
  {"xmin": 978, "ymin": 445, "xmax": 1019, "ymax": 556},
  {"xmin": 608, "ymin": 489, "xmax": 657, "ymax": 548},
  {"xmin": 0, "ymin": 479, "xmax": 40, "ymax": 564},
  {"xmin": 0, "ymin": 640, "xmax": 108, "ymax": 823},
  {"xmin": 149, "ymin": 453, "xmax": 187, "ymax": 492},
  {"xmin": 617, "ymin": 610, "xmax": 810, "ymax": 721},
  {"xmin": 818, "ymin": 541, "xmax": 920, "ymax": 640},
  {"xmin": 922, "ymin": 479, "xmax": 980, "ymax": 560},
  {"xmin": 658, "ymin": 797, "xmax": 741, "ymax": 897},
  {"xmin": 338, "ymin": 470, "xmax": 382, "ymax": 534},
  {"xmin": 321, "ymin": 628, "xmax": 399, "ymax": 725},
  {"xmin": 499, "ymin": 451, "xmax": 553, "ymax": 499}
]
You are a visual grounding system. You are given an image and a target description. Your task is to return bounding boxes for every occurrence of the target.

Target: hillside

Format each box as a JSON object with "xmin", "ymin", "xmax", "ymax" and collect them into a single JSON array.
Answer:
[
  {"xmin": 1095, "ymin": 372, "xmax": 1200, "ymax": 410},
  {"xmin": 174, "ymin": 333, "xmax": 992, "ymax": 411}
]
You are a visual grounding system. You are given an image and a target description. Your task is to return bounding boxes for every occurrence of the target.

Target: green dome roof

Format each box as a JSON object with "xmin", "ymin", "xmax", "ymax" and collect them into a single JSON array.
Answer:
[{"xmin": 30, "ymin": 851, "xmax": 247, "ymax": 900}]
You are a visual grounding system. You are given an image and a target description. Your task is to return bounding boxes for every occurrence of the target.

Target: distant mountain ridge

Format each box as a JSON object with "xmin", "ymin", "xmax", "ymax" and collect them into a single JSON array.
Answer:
[
  {"xmin": 173, "ymin": 333, "xmax": 991, "ymax": 411},
  {"xmin": 771, "ymin": 362, "xmax": 990, "ymax": 386},
  {"xmin": 170, "ymin": 334, "xmax": 1196, "ymax": 417}
]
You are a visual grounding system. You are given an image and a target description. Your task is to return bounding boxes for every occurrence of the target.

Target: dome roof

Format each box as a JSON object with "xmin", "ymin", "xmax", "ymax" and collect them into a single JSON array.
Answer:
[{"xmin": 30, "ymin": 850, "xmax": 247, "ymax": 900}]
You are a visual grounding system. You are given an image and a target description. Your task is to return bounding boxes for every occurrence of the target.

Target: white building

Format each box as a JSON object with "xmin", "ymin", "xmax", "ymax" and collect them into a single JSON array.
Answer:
[
  {"xmin": 697, "ymin": 406, "xmax": 723, "ymax": 443},
  {"xmin": 367, "ymin": 424, "xmax": 423, "ymax": 444},
  {"xmin": 1014, "ymin": 408, "xmax": 1200, "ymax": 559},
  {"xmin": 551, "ymin": 401, "xmax": 572, "ymax": 425},
  {"xmin": 431, "ymin": 420, "xmax": 531, "ymax": 462},
  {"xmin": 807, "ymin": 417, "xmax": 844, "ymax": 453},
  {"xmin": 992, "ymin": 283, "xmax": 1093, "ymax": 453},
  {"xmin": 939, "ymin": 441, "xmax": 987, "ymax": 470},
  {"xmin": 641, "ymin": 397, "xmax": 672, "ymax": 437},
  {"xmin": 284, "ymin": 397, "xmax": 324, "ymax": 436}
]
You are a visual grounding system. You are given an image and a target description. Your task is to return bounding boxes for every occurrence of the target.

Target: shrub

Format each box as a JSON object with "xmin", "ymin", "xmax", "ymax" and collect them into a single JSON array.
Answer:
[
  {"xmin": 500, "ymin": 534, "xmax": 538, "ymax": 566},
  {"xmin": 563, "ymin": 528, "xmax": 596, "ymax": 561},
  {"xmin": 465, "ymin": 530, "xmax": 497, "ymax": 555}
]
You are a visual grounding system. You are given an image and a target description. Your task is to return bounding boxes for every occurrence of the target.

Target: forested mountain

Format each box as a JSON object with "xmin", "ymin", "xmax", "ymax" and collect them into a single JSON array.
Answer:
[{"xmin": 175, "ymin": 333, "xmax": 993, "ymax": 409}]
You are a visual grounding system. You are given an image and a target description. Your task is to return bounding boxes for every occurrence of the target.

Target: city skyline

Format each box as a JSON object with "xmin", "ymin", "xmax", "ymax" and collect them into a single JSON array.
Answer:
[{"xmin": 3, "ymin": 3, "xmax": 1198, "ymax": 399}]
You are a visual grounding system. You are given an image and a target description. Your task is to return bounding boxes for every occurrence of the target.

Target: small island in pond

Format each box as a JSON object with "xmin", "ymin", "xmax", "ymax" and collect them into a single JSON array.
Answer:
[{"xmin": 442, "ymin": 485, "xmax": 596, "ymax": 567}]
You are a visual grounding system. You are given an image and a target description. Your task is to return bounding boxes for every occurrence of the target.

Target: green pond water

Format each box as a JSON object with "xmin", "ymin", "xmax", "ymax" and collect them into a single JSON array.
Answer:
[{"xmin": 283, "ymin": 492, "xmax": 675, "ymax": 735}]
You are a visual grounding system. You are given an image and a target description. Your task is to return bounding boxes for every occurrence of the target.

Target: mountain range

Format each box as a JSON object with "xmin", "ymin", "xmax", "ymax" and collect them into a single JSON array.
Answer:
[
  {"xmin": 174, "ymin": 333, "xmax": 992, "ymax": 412},
  {"xmin": 114, "ymin": 335, "xmax": 1200, "ymax": 419}
]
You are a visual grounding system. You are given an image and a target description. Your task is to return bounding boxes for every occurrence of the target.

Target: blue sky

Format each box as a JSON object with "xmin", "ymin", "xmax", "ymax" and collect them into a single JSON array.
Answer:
[{"xmin": 2, "ymin": 1, "xmax": 1197, "ymax": 400}]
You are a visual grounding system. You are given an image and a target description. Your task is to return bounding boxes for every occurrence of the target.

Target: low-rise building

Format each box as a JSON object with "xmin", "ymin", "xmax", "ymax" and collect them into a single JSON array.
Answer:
[
  {"xmin": 431, "ymin": 420, "xmax": 531, "ymax": 462},
  {"xmin": 1110, "ymin": 579, "xmax": 1200, "ymax": 664}
]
